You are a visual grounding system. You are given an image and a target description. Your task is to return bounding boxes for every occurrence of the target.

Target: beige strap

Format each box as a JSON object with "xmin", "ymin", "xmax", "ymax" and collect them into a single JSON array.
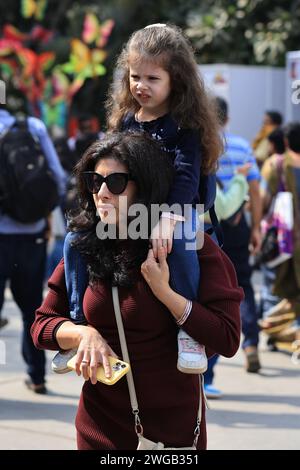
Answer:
[
  {"xmin": 112, "ymin": 287, "xmax": 139, "ymax": 410},
  {"xmin": 111, "ymin": 285, "xmax": 203, "ymax": 443}
]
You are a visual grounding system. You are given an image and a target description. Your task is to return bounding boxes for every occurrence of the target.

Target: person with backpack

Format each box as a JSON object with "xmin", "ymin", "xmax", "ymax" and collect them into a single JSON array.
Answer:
[
  {"xmin": 0, "ymin": 103, "xmax": 66, "ymax": 393},
  {"xmin": 31, "ymin": 131, "xmax": 243, "ymax": 450},
  {"xmin": 203, "ymin": 162, "xmax": 250, "ymax": 398}
]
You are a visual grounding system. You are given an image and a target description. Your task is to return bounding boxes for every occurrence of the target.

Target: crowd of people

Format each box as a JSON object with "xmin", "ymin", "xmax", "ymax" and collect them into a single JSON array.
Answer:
[{"xmin": 0, "ymin": 22, "xmax": 299, "ymax": 450}]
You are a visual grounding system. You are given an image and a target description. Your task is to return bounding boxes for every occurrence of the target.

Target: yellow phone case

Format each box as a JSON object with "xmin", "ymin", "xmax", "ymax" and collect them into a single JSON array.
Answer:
[{"xmin": 67, "ymin": 355, "xmax": 130, "ymax": 385}]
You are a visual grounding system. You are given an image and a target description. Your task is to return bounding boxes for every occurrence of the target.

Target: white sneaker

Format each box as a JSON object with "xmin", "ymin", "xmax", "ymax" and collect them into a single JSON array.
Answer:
[
  {"xmin": 177, "ymin": 329, "xmax": 207, "ymax": 374},
  {"xmin": 51, "ymin": 348, "xmax": 77, "ymax": 374}
]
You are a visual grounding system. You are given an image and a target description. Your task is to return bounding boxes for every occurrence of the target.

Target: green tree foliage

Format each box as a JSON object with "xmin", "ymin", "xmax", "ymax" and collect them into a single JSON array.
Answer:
[
  {"xmin": 0, "ymin": 0, "xmax": 201, "ymax": 121},
  {"xmin": 2, "ymin": 0, "xmax": 300, "ymax": 120},
  {"xmin": 185, "ymin": 0, "xmax": 300, "ymax": 66}
]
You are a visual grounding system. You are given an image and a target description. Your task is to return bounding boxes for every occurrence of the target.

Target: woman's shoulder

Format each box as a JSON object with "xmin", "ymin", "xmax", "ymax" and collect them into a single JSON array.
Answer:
[
  {"xmin": 261, "ymin": 154, "xmax": 281, "ymax": 179},
  {"xmin": 198, "ymin": 234, "xmax": 239, "ymax": 286},
  {"xmin": 47, "ymin": 258, "xmax": 66, "ymax": 290},
  {"xmin": 198, "ymin": 233, "xmax": 222, "ymax": 257}
]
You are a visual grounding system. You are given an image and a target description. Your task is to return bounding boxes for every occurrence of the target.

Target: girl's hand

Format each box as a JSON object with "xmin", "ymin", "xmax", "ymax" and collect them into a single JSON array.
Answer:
[
  {"xmin": 141, "ymin": 247, "xmax": 170, "ymax": 300},
  {"xmin": 150, "ymin": 218, "xmax": 176, "ymax": 258},
  {"xmin": 75, "ymin": 325, "xmax": 118, "ymax": 385}
]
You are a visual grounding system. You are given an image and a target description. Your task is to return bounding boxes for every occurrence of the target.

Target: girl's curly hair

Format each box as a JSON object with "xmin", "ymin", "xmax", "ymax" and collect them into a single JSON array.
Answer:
[{"xmin": 106, "ymin": 23, "xmax": 223, "ymax": 174}]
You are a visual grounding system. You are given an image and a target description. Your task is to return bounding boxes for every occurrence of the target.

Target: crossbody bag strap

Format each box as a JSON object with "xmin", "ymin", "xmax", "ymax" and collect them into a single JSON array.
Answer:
[
  {"xmin": 111, "ymin": 285, "xmax": 203, "ymax": 445},
  {"xmin": 111, "ymin": 286, "xmax": 143, "ymax": 434}
]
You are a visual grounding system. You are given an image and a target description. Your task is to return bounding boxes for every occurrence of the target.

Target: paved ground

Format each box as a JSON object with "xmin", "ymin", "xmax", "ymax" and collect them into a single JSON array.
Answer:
[{"xmin": 0, "ymin": 277, "xmax": 299, "ymax": 450}]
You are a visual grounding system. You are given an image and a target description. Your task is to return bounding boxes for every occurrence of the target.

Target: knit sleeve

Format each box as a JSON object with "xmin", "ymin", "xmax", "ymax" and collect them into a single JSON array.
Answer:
[
  {"xmin": 31, "ymin": 259, "xmax": 71, "ymax": 351},
  {"xmin": 180, "ymin": 235, "xmax": 243, "ymax": 358}
]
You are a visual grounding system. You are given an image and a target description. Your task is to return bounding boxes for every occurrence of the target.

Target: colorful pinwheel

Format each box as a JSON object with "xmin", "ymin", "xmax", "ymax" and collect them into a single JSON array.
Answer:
[
  {"xmin": 0, "ymin": 10, "xmax": 114, "ymax": 127},
  {"xmin": 21, "ymin": 0, "xmax": 48, "ymax": 21},
  {"xmin": 82, "ymin": 13, "xmax": 115, "ymax": 48},
  {"xmin": 59, "ymin": 38, "xmax": 107, "ymax": 97}
]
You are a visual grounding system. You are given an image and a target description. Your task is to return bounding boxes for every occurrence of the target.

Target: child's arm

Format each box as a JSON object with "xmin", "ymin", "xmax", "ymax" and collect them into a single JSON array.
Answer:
[
  {"xmin": 151, "ymin": 129, "xmax": 202, "ymax": 258},
  {"xmin": 166, "ymin": 128, "xmax": 202, "ymax": 208}
]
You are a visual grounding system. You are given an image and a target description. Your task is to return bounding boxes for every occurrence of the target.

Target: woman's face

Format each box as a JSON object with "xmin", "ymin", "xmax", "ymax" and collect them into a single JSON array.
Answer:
[{"xmin": 93, "ymin": 157, "xmax": 137, "ymax": 227}]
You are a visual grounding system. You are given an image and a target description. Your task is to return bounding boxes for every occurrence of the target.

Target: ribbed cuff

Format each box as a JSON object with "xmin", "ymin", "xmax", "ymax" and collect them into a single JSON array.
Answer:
[{"xmin": 40, "ymin": 318, "xmax": 70, "ymax": 351}]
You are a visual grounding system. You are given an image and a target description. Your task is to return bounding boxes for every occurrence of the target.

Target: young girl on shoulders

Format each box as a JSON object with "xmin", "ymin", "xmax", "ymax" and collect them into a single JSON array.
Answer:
[
  {"xmin": 105, "ymin": 23, "xmax": 222, "ymax": 373},
  {"xmin": 56, "ymin": 24, "xmax": 222, "ymax": 376}
]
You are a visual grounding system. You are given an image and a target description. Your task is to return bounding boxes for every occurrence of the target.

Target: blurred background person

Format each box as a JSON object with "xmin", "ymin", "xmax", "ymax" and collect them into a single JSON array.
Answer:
[
  {"xmin": 259, "ymin": 122, "xmax": 300, "ymax": 348},
  {"xmin": 258, "ymin": 127, "xmax": 286, "ymax": 322},
  {"xmin": 216, "ymin": 97, "xmax": 262, "ymax": 374},
  {"xmin": 204, "ymin": 162, "xmax": 251, "ymax": 398},
  {"xmin": 252, "ymin": 110, "xmax": 283, "ymax": 167}
]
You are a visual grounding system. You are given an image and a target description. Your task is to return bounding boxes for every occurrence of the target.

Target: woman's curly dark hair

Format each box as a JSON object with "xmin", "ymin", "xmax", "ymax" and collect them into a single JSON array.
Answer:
[{"xmin": 68, "ymin": 131, "xmax": 174, "ymax": 287}]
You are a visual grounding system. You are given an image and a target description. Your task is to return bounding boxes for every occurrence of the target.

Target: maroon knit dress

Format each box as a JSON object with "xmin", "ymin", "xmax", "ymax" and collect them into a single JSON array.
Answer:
[{"xmin": 31, "ymin": 234, "xmax": 243, "ymax": 450}]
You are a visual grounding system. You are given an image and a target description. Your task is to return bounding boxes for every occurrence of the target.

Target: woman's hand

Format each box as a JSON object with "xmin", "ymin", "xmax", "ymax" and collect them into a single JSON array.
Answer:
[
  {"xmin": 75, "ymin": 325, "xmax": 118, "ymax": 385},
  {"xmin": 141, "ymin": 248, "xmax": 188, "ymax": 322},
  {"xmin": 141, "ymin": 247, "xmax": 170, "ymax": 300}
]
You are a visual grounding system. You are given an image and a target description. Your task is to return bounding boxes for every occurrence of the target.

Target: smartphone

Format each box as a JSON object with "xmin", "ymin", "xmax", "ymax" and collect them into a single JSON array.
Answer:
[{"xmin": 67, "ymin": 355, "xmax": 130, "ymax": 385}]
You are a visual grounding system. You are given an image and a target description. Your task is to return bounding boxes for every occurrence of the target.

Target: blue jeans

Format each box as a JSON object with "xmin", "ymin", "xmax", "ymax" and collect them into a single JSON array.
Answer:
[
  {"xmin": 221, "ymin": 215, "xmax": 259, "ymax": 349},
  {"xmin": 259, "ymin": 264, "xmax": 280, "ymax": 319},
  {"xmin": 64, "ymin": 231, "xmax": 88, "ymax": 324},
  {"xmin": 204, "ymin": 354, "xmax": 219, "ymax": 386},
  {"xmin": 168, "ymin": 207, "xmax": 200, "ymax": 300},
  {"xmin": 64, "ymin": 208, "xmax": 201, "ymax": 323},
  {"xmin": 0, "ymin": 233, "xmax": 46, "ymax": 384},
  {"xmin": 45, "ymin": 237, "xmax": 65, "ymax": 280}
]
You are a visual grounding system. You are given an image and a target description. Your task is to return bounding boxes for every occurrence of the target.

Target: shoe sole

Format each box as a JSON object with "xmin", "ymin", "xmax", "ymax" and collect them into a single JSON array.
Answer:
[
  {"xmin": 246, "ymin": 364, "xmax": 261, "ymax": 373},
  {"xmin": 177, "ymin": 360, "xmax": 208, "ymax": 374},
  {"xmin": 51, "ymin": 349, "xmax": 77, "ymax": 374},
  {"xmin": 51, "ymin": 366, "xmax": 73, "ymax": 374},
  {"xmin": 205, "ymin": 392, "xmax": 222, "ymax": 399}
]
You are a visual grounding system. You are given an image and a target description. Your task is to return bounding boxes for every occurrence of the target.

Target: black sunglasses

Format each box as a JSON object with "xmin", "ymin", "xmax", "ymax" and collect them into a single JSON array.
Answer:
[{"xmin": 83, "ymin": 171, "xmax": 133, "ymax": 195}]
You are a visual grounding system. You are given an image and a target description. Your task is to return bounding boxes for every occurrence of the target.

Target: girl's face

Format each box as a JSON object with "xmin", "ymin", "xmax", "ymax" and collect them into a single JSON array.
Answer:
[
  {"xmin": 129, "ymin": 54, "xmax": 171, "ymax": 118},
  {"xmin": 92, "ymin": 157, "xmax": 137, "ymax": 227}
]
